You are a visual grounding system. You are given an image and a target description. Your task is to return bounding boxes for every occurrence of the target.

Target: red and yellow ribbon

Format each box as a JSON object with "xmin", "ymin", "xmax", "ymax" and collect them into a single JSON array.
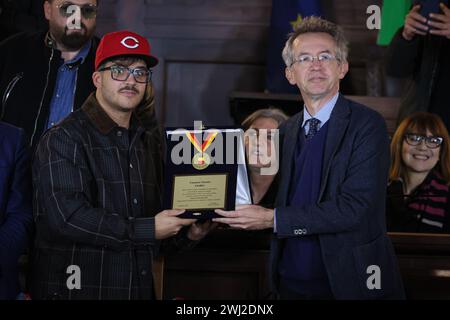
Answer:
[{"xmin": 186, "ymin": 131, "xmax": 218, "ymax": 154}]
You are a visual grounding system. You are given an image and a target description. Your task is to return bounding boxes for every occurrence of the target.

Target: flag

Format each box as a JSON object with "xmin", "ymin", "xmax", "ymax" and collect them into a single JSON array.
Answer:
[
  {"xmin": 377, "ymin": 0, "xmax": 412, "ymax": 46},
  {"xmin": 265, "ymin": 0, "xmax": 323, "ymax": 93}
]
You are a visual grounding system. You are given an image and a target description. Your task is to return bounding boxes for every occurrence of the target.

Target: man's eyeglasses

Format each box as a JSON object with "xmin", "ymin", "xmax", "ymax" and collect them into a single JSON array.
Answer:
[
  {"xmin": 404, "ymin": 133, "xmax": 443, "ymax": 149},
  {"xmin": 290, "ymin": 52, "xmax": 339, "ymax": 67},
  {"xmin": 98, "ymin": 65, "xmax": 152, "ymax": 83},
  {"xmin": 56, "ymin": 2, "xmax": 98, "ymax": 19}
]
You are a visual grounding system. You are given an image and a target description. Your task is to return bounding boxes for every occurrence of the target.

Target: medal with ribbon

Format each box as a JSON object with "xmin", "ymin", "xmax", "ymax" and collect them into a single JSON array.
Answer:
[{"xmin": 186, "ymin": 130, "xmax": 218, "ymax": 170}]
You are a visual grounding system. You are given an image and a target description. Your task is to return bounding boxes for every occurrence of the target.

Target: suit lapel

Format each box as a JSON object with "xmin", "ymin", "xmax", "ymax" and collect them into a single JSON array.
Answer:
[
  {"xmin": 319, "ymin": 94, "xmax": 351, "ymax": 199},
  {"xmin": 279, "ymin": 112, "xmax": 303, "ymax": 205}
]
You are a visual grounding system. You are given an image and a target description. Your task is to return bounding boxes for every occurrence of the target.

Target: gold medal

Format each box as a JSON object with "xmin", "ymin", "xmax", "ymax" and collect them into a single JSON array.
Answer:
[{"xmin": 192, "ymin": 152, "xmax": 211, "ymax": 170}]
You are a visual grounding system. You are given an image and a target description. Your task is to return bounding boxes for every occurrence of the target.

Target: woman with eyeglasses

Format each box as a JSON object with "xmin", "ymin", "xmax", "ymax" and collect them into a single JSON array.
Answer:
[{"xmin": 387, "ymin": 112, "xmax": 450, "ymax": 233}]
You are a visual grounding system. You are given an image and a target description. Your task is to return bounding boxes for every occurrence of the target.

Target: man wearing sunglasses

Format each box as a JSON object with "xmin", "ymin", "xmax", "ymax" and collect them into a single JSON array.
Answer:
[
  {"xmin": 31, "ymin": 30, "xmax": 214, "ymax": 300},
  {"xmin": 0, "ymin": 0, "xmax": 100, "ymax": 149}
]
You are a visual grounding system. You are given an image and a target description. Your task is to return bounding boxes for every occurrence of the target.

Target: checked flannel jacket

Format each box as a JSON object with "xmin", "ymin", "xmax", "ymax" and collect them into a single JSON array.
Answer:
[{"xmin": 31, "ymin": 92, "xmax": 195, "ymax": 300}]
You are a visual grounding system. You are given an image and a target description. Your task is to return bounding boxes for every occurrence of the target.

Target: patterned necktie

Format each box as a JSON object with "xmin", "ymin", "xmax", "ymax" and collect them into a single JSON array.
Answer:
[{"xmin": 305, "ymin": 118, "xmax": 321, "ymax": 140}]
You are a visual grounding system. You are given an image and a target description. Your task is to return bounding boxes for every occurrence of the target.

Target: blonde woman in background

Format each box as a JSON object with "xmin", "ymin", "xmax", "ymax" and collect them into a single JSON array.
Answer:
[{"xmin": 242, "ymin": 108, "xmax": 288, "ymax": 207}]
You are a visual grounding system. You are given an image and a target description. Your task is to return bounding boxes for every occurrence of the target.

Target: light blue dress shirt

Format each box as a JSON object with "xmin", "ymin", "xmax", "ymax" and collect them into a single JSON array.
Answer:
[
  {"xmin": 46, "ymin": 40, "xmax": 92, "ymax": 129},
  {"xmin": 301, "ymin": 92, "xmax": 339, "ymax": 134}
]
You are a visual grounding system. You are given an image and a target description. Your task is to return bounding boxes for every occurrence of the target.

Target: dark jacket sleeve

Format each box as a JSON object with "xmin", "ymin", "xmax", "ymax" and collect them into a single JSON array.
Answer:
[
  {"xmin": 33, "ymin": 127, "xmax": 158, "ymax": 251},
  {"xmin": 275, "ymin": 113, "xmax": 390, "ymax": 236},
  {"xmin": 0, "ymin": 129, "xmax": 33, "ymax": 269},
  {"xmin": 386, "ymin": 28, "xmax": 422, "ymax": 78},
  {"xmin": 0, "ymin": 35, "xmax": 8, "ymax": 115}
]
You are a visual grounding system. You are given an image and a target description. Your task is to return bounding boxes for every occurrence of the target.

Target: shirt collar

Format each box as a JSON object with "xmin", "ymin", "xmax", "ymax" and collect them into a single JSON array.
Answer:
[
  {"xmin": 65, "ymin": 39, "xmax": 92, "ymax": 66},
  {"xmin": 301, "ymin": 92, "xmax": 339, "ymax": 128},
  {"xmin": 81, "ymin": 92, "xmax": 142, "ymax": 135}
]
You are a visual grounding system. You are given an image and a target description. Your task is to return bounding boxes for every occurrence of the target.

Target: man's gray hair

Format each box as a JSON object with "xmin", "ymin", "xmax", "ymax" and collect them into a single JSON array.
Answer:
[{"xmin": 282, "ymin": 16, "xmax": 349, "ymax": 67}]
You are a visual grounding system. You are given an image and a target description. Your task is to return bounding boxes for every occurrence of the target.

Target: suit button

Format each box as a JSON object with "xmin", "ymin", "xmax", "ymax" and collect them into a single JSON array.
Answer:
[
  {"xmin": 141, "ymin": 269, "xmax": 147, "ymax": 276},
  {"xmin": 117, "ymin": 131, "xmax": 122, "ymax": 137}
]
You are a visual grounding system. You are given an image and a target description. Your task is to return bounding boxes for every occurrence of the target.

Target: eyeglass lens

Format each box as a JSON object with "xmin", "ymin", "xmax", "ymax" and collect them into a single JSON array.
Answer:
[
  {"xmin": 111, "ymin": 66, "xmax": 151, "ymax": 83},
  {"xmin": 405, "ymin": 134, "xmax": 442, "ymax": 148},
  {"xmin": 59, "ymin": 3, "xmax": 97, "ymax": 19}
]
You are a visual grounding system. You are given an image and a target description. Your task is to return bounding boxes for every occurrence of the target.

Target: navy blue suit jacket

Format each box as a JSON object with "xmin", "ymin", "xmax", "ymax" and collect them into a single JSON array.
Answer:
[
  {"xmin": 272, "ymin": 94, "xmax": 405, "ymax": 299},
  {"xmin": 0, "ymin": 121, "xmax": 32, "ymax": 299}
]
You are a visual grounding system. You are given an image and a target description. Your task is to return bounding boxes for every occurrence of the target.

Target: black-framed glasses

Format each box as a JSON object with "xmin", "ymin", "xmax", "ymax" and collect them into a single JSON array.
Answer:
[
  {"xmin": 290, "ymin": 52, "xmax": 339, "ymax": 67},
  {"xmin": 404, "ymin": 133, "xmax": 443, "ymax": 149},
  {"xmin": 56, "ymin": 2, "xmax": 98, "ymax": 19},
  {"xmin": 98, "ymin": 65, "xmax": 152, "ymax": 83}
]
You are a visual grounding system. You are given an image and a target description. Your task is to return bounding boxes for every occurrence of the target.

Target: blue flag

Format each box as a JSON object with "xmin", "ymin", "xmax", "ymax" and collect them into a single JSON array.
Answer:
[{"xmin": 265, "ymin": 0, "xmax": 323, "ymax": 93}]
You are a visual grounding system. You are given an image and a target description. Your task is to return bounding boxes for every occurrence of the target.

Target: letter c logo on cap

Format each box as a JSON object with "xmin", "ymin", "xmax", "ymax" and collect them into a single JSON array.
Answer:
[{"xmin": 121, "ymin": 36, "xmax": 139, "ymax": 49}]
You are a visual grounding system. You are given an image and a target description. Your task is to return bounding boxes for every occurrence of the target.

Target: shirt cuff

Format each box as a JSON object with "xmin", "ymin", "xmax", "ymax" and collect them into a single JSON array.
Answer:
[{"xmin": 132, "ymin": 217, "xmax": 155, "ymax": 244}]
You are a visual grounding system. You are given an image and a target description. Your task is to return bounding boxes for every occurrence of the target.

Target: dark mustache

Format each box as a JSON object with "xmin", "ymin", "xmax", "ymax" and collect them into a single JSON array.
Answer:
[{"xmin": 119, "ymin": 86, "xmax": 139, "ymax": 93}]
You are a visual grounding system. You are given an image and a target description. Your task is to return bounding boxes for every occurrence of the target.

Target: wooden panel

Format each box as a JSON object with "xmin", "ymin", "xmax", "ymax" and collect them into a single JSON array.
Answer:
[
  {"xmin": 162, "ymin": 231, "xmax": 450, "ymax": 300},
  {"xmin": 152, "ymin": 256, "xmax": 165, "ymax": 300},
  {"xmin": 163, "ymin": 229, "xmax": 271, "ymax": 300},
  {"xmin": 164, "ymin": 250, "xmax": 270, "ymax": 300},
  {"xmin": 96, "ymin": 0, "xmax": 270, "ymax": 126},
  {"xmin": 95, "ymin": 0, "xmax": 387, "ymax": 127},
  {"xmin": 163, "ymin": 62, "xmax": 265, "ymax": 127},
  {"xmin": 389, "ymin": 233, "xmax": 450, "ymax": 300},
  {"xmin": 321, "ymin": 0, "xmax": 383, "ymax": 43}
]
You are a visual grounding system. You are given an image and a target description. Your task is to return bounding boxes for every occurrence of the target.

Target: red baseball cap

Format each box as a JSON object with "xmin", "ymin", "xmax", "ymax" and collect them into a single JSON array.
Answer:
[{"xmin": 95, "ymin": 30, "xmax": 158, "ymax": 70}]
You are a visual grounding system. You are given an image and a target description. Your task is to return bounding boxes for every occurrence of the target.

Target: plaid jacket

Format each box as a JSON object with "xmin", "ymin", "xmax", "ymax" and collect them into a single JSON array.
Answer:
[{"xmin": 31, "ymin": 93, "xmax": 193, "ymax": 300}]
